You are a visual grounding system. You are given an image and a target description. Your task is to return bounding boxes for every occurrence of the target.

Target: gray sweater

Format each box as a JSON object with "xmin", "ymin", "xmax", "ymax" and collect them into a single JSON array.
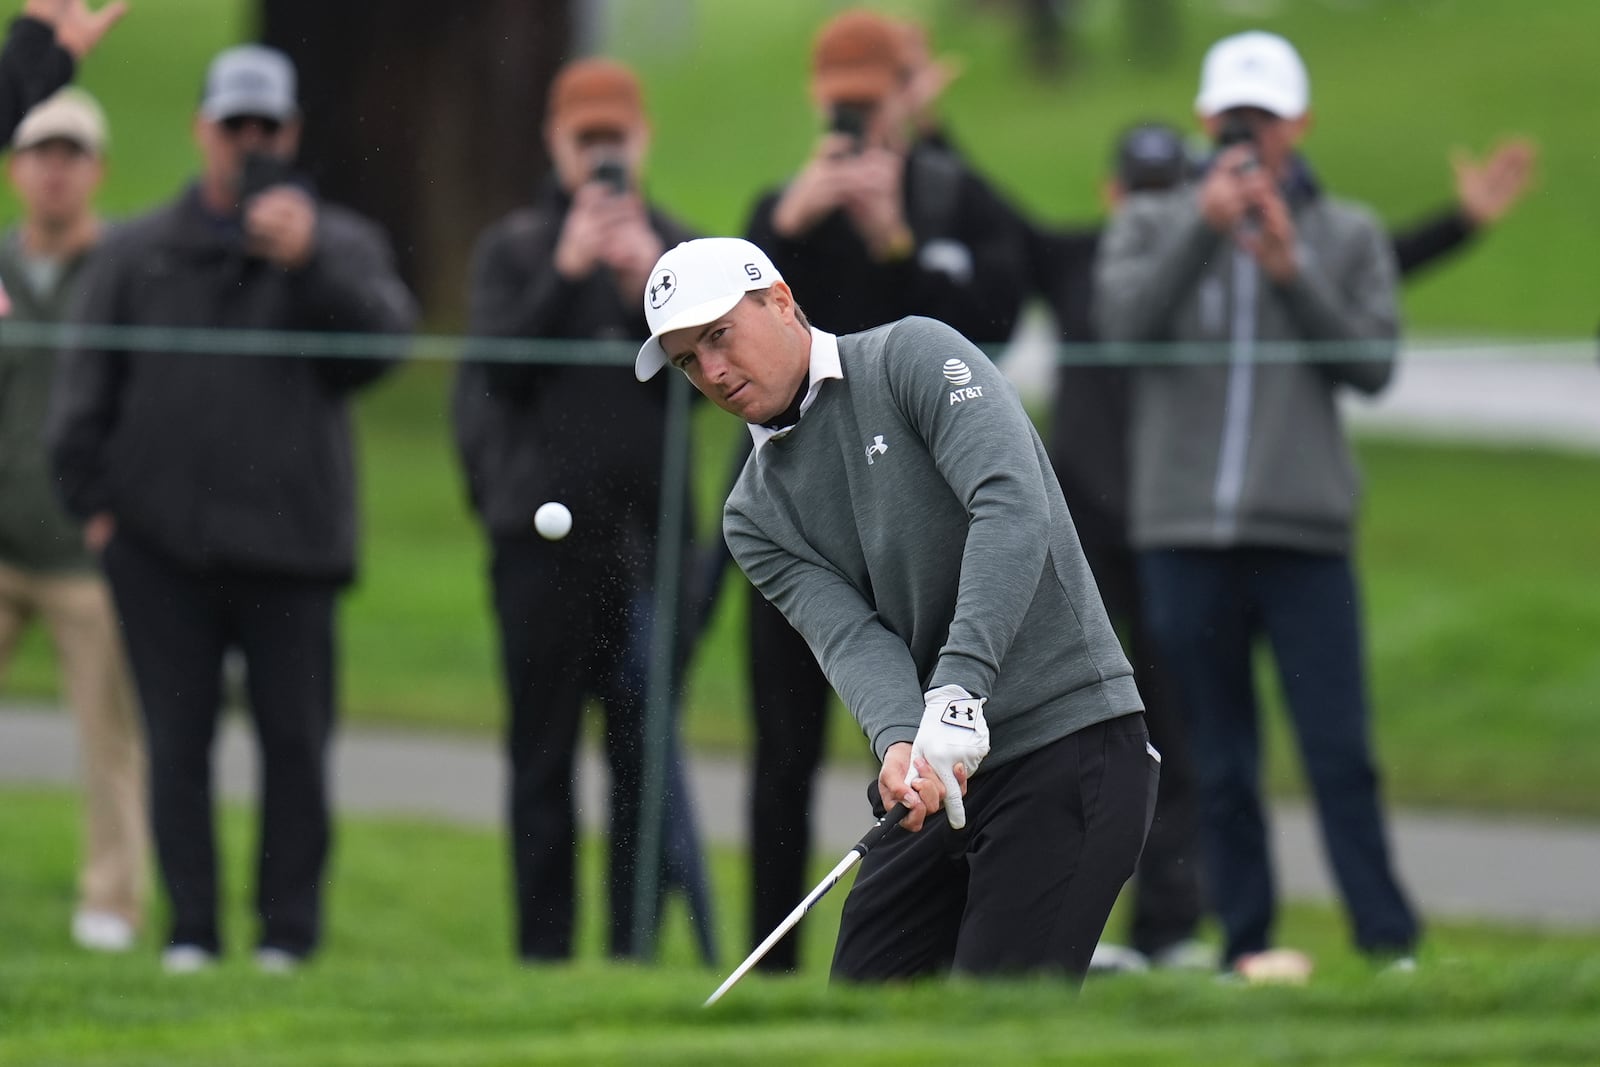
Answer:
[
  {"xmin": 1094, "ymin": 185, "xmax": 1397, "ymax": 554},
  {"xmin": 724, "ymin": 316, "xmax": 1140, "ymax": 769}
]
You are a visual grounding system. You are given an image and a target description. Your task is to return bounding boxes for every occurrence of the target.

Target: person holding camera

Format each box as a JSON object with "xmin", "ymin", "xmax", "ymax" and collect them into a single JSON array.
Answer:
[
  {"xmin": 451, "ymin": 57, "xmax": 711, "ymax": 964},
  {"xmin": 1094, "ymin": 31, "xmax": 1419, "ymax": 974},
  {"xmin": 729, "ymin": 8, "xmax": 1033, "ymax": 974},
  {"xmin": 747, "ymin": 9, "xmax": 1029, "ymax": 344},
  {"xmin": 48, "ymin": 45, "xmax": 416, "ymax": 974}
]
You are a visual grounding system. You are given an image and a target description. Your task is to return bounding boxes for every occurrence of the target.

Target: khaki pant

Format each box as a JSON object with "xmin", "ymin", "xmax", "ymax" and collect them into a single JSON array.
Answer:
[{"xmin": 0, "ymin": 561, "xmax": 148, "ymax": 926}]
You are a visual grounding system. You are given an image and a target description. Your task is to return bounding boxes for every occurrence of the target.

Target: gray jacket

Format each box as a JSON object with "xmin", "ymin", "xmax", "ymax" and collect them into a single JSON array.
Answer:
[
  {"xmin": 724, "ymin": 317, "xmax": 1140, "ymax": 770},
  {"xmin": 1094, "ymin": 182, "xmax": 1397, "ymax": 554}
]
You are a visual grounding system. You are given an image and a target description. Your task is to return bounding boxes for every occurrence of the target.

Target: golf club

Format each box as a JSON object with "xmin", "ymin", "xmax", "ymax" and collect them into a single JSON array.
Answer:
[{"xmin": 703, "ymin": 800, "xmax": 911, "ymax": 1007}]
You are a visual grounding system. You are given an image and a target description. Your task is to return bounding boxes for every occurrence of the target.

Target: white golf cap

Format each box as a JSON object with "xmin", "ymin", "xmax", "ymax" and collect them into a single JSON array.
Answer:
[
  {"xmin": 635, "ymin": 238, "xmax": 782, "ymax": 381},
  {"xmin": 1195, "ymin": 31, "xmax": 1309, "ymax": 119},
  {"xmin": 14, "ymin": 88, "xmax": 108, "ymax": 154}
]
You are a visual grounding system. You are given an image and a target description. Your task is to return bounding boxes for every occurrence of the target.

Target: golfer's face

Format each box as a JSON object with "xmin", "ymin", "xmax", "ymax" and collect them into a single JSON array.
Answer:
[{"xmin": 662, "ymin": 292, "xmax": 805, "ymax": 424}]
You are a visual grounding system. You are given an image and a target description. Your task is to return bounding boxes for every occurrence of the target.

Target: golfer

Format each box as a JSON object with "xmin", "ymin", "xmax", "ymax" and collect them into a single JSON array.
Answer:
[{"xmin": 635, "ymin": 237, "xmax": 1156, "ymax": 983}]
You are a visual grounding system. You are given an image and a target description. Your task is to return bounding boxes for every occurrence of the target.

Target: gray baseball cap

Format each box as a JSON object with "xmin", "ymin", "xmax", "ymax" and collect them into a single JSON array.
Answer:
[{"xmin": 200, "ymin": 45, "xmax": 298, "ymax": 122}]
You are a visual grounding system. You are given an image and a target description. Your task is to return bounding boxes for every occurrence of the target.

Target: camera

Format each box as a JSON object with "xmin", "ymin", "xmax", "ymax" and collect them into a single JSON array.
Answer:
[
  {"xmin": 828, "ymin": 102, "xmax": 869, "ymax": 154},
  {"xmin": 590, "ymin": 157, "xmax": 628, "ymax": 194},
  {"xmin": 1215, "ymin": 111, "xmax": 1259, "ymax": 174}
]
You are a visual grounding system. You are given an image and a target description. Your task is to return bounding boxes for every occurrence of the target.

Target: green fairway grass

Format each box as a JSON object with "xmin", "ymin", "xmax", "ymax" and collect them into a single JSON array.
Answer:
[{"xmin": 3, "ymin": 787, "xmax": 1598, "ymax": 1067}]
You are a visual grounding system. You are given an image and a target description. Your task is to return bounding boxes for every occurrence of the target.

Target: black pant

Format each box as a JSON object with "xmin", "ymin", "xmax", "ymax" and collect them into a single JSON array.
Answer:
[
  {"xmin": 832, "ymin": 715, "xmax": 1158, "ymax": 984},
  {"xmin": 1139, "ymin": 547, "xmax": 1419, "ymax": 965},
  {"xmin": 1080, "ymin": 539, "xmax": 1203, "ymax": 956},
  {"xmin": 492, "ymin": 531, "xmax": 695, "ymax": 960},
  {"xmin": 102, "ymin": 533, "xmax": 337, "ymax": 957},
  {"xmin": 745, "ymin": 586, "xmax": 833, "ymax": 972}
]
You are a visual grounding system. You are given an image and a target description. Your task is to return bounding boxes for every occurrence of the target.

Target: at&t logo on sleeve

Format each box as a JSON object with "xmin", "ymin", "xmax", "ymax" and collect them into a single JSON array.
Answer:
[{"xmin": 942, "ymin": 357, "xmax": 985, "ymax": 405}]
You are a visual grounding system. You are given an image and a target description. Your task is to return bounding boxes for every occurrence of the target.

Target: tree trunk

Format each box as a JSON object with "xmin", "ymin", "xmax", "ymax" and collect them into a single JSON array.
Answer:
[{"xmin": 258, "ymin": 0, "xmax": 575, "ymax": 326}]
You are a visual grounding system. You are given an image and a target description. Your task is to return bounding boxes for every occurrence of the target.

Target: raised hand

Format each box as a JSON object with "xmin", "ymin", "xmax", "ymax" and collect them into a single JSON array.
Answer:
[
  {"xmin": 1453, "ymin": 137, "xmax": 1538, "ymax": 228},
  {"xmin": 25, "ymin": 0, "xmax": 129, "ymax": 60}
]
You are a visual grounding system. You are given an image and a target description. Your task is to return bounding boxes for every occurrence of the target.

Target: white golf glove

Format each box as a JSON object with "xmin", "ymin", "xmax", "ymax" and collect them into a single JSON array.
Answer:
[{"xmin": 907, "ymin": 684, "xmax": 990, "ymax": 829}]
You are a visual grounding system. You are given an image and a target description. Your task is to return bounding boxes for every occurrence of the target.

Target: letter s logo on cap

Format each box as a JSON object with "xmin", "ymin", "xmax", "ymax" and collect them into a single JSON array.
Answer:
[
  {"xmin": 744, "ymin": 263, "xmax": 762, "ymax": 281},
  {"xmin": 648, "ymin": 269, "xmax": 677, "ymax": 310}
]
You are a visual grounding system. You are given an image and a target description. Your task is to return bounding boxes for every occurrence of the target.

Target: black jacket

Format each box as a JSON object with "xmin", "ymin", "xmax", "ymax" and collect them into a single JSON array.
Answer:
[
  {"xmin": 48, "ymin": 183, "xmax": 416, "ymax": 581},
  {"xmin": 452, "ymin": 181, "xmax": 695, "ymax": 543},
  {"xmin": 745, "ymin": 140, "xmax": 1030, "ymax": 345},
  {"xmin": 1391, "ymin": 207, "xmax": 1477, "ymax": 278},
  {"xmin": 1, "ymin": 16, "xmax": 72, "ymax": 146}
]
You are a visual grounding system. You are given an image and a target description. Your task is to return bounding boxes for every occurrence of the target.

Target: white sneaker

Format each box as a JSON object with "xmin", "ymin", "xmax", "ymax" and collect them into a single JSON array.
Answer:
[
  {"xmin": 1088, "ymin": 941, "xmax": 1150, "ymax": 974},
  {"xmin": 161, "ymin": 944, "xmax": 217, "ymax": 974},
  {"xmin": 254, "ymin": 947, "xmax": 301, "ymax": 974},
  {"xmin": 1149, "ymin": 938, "xmax": 1217, "ymax": 972},
  {"xmin": 72, "ymin": 910, "xmax": 135, "ymax": 953}
]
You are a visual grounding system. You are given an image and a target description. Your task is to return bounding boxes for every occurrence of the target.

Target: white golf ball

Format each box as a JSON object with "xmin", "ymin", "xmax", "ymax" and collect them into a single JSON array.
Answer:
[{"xmin": 534, "ymin": 501, "xmax": 572, "ymax": 541}]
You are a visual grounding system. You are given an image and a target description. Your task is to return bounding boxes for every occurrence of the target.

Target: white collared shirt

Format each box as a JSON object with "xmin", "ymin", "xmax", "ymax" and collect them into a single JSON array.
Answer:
[{"xmin": 747, "ymin": 326, "xmax": 843, "ymax": 452}]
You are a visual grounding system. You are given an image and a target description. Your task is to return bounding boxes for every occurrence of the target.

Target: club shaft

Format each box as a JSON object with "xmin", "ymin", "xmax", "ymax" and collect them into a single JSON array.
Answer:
[
  {"xmin": 703, "ymin": 801, "xmax": 909, "ymax": 1007},
  {"xmin": 703, "ymin": 851, "xmax": 861, "ymax": 1007}
]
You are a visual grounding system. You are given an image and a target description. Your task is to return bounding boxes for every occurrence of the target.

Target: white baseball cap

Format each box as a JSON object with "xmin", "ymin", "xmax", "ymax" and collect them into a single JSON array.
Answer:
[
  {"xmin": 635, "ymin": 238, "xmax": 783, "ymax": 381},
  {"xmin": 1195, "ymin": 31, "xmax": 1309, "ymax": 120},
  {"xmin": 14, "ymin": 88, "xmax": 108, "ymax": 154}
]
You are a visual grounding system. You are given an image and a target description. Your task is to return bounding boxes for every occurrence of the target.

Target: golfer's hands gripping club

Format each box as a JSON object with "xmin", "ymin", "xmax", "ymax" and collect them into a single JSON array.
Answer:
[{"xmin": 883, "ymin": 685, "xmax": 990, "ymax": 831}]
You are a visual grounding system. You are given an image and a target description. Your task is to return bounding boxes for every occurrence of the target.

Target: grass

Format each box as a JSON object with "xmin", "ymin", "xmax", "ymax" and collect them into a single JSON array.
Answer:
[{"xmin": 3, "ymin": 787, "xmax": 1599, "ymax": 1066}]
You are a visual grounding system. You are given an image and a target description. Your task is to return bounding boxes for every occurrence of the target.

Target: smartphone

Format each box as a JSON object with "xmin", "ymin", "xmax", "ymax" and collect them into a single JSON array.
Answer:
[
  {"xmin": 828, "ymin": 102, "xmax": 869, "ymax": 154},
  {"xmin": 590, "ymin": 157, "xmax": 628, "ymax": 194},
  {"xmin": 239, "ymin": 152, "xmax": 296, "ymax": 201}
]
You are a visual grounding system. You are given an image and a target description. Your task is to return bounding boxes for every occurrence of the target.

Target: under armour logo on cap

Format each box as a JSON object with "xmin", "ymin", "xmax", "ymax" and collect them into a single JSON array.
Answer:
[{"xmin": 648, "ymin": 269, "xmax": 677, "ymax": 309}]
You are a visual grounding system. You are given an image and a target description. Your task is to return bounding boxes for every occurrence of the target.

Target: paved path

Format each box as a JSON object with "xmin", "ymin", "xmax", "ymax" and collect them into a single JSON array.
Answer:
[{"xmin": 4, "ymin": 704, "xmax": 1598, "ymax": 929}]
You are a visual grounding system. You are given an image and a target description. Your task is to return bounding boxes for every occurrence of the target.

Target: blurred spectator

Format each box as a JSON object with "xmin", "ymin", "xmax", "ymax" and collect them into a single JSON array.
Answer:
[
  {"xmin": 0, "ymin": 86, "xmax": 147, "ymax": 954},
  {"xmin": 1037, "ymin": 121, "xmax": 1209, "ymax": 974},
  {"xmin": 1392, "ymin": 138, "xmax": 1538, "ymax": 277},
  {"xmin": 48, "ymin": 45, "xmax": 416, "ymax": 974},
  {"xmin": 748, "ymin": 9, "xmax": 1030, "ymax": 342},
  {"xmin": 735, "ymin": 8, "xmax": 1033, "ymax": 972},
  {"xmin": 1094, "ymin": 31, "xmax": 1420, "ymax": 972},
  {"xmin": 2, "ymin": 0, "xmax": 126, "ymax": 143},
  {"xmin": 1043, "ymin": 126, "xmax": 1533, "ymax": 975},
  {"xmin": 451, "ymin": 57, "xmax": 712, "ymax": 964}
]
